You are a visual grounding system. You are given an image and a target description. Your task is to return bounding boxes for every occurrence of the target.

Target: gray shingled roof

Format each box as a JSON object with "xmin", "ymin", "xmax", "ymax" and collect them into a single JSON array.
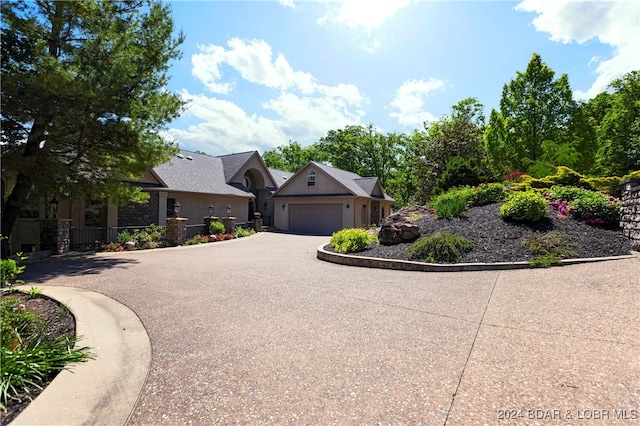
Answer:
[
  {"xmin": 268, "ymin": 168, "xmax": 295, "ymax": 189},
  {"xmin": 152, "ymin": 150, "xmax": 253, "ymax": 197},
  {"xmin": 355, "ymin": 177, "xmax": 395, "ymax": 201},
  {"xmin": 218, "ymin": 151, "xmax": 255, "ymax": 182},
  {"xmin": 312, "ymin": 162, "xmax": 394, "ymax": 201}
]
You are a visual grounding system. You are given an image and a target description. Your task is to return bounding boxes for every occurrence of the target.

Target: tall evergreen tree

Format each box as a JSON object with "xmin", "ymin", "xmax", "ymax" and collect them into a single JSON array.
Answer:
[{"xmin": 1, "ymin": 1, "xmax": 185, "ymax": 256}]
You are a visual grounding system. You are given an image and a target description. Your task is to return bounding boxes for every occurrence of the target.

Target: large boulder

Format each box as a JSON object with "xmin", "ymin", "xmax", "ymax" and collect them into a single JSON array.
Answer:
[{"xmin": 378, "ymin": 206, "xmax": 426, "ymax": 245}]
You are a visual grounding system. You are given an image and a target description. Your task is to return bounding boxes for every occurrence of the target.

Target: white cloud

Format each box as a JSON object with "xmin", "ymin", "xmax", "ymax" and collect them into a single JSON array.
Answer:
[
  {"xmin": 168, "ymin": 40, "xmax": 367, "ymax": 154},
  {"xmin": 191, "ymin": 44, "xmax": 234, "ymax": 94},
  {"xmin": 316, "ymin": 0, "xmax": 414, "ymax": 52},
  {"xmin": 278, "ymin": 0, "xmax": 296, "ymax": 9},
  {"xmin": 389, "ymin": 78, "xmax": 445, "ymax": 128},
  {"xmin": 318, "ymin": 0, "xmax": 413, "ymax": 30},
  {"xmin": 191, "ymin": 39, "xmax": 316, "ymax": 95},
  {"xmin": 516, "ymin": 0, "xmax": 640, "ymax": 99}
]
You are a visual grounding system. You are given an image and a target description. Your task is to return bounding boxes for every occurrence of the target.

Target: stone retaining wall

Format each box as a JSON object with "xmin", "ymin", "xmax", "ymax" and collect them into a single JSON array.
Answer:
[{"xmin": 620, "ymin": 178, "xmax": 640, "ymax": 250}]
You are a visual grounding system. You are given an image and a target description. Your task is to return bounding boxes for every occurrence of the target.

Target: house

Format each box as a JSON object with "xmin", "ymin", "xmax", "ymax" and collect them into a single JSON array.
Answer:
[
  {"xmin": 272, "ymin": 161, "xmax": 394, "ymax": 235},
  {"xmin": 6, "ymin": 150, "xmax": 393, "ymax": 253}
]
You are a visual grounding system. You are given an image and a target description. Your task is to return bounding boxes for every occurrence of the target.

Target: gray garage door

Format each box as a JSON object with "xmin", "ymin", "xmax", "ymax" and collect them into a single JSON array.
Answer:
[{"xmin": 289, "ymin": 204, "xmax": 343, "ymax": 235}]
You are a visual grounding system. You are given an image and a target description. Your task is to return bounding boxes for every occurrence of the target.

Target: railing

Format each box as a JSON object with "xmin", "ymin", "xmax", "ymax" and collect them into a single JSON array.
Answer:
[
  {"xmin": 71, "ymin": 221, "xmax": 258, "ymax": 249},
  {"xmin": 70, "ymin": 226, "xmax": 167, "ymax": 250},
  {"xmin": 186, "ymin": 224, "xmax": 207, "ymax": 239}
]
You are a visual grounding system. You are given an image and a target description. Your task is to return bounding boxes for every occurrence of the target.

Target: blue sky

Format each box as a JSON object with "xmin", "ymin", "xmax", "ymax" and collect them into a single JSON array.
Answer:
[{"xmin": 162, "ymin": 0, "xmax": 639, "ymax": 156}]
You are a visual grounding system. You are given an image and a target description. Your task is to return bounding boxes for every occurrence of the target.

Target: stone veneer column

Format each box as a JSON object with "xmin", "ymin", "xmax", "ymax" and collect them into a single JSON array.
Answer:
[
  {"xmin": 620, "ymin": 178, "xmax": 640, "ymax": 251},
  {"xmin": 222, "ymin": 217, "xmax": 236, "ymax": 234},
  {"xmin": 203, "ymin": 217, "xmax": 220, "ymax": 234},
  {"xmin": 166, "ymin": 218, "xmax": 188, "ymax": 246},
  {"xmin": 39, "ymin": 219, "xmax": 72, "ymax": 254}
]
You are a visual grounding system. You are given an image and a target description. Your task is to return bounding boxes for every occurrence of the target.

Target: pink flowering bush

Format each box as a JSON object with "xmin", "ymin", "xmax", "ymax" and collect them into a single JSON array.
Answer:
[{"xmin": 545, "ymin": 186, "xmax": 621, "ymax": 226}]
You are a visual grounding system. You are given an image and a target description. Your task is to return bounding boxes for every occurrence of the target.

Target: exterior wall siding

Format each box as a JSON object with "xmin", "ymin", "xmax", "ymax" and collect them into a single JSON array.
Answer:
[{"xmin": 118, "ymin": 192, "xmax": 160, "ymax": 227}]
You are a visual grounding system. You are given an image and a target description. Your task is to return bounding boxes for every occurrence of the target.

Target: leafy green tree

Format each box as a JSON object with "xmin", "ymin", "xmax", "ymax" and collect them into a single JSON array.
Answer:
[
  {"xmin": 486, "ymin": 53, "xmax": 593, "ymax": 176},
  {"xmin": 1, "ymin": 0, "xmax": 184, "ymax": 257},
  {"xmin": 316, "ymin": 124, "xmax": 402, "ymax": 189},
  {"xmin": 411, "ymin": 98, "xmax": 489, "ymax": 201},
  {"xmin": 593, "ymin": 71, "xmax": 640, "ymax": 176},
  {"xmin": 262, "ymin": 141, "xmax": 321, "ymax": 172}
]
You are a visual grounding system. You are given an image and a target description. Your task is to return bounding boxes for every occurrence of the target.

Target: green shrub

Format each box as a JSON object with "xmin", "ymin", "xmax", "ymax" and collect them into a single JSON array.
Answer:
[
  {"xmin": 330, "ymin": 228, "xmax": 376, "ymax": 254},
  {"xmin": 528, "ymin": 254, "xmax": 564, "ymax": 268},
  {"xmin": 435, "ymin": 156, "xmax": 483, "ymax": 192},
  {"xmin": 235, "ymin": 227, "xmax": 255, "ymax": 238},
  {"xmin": 472, "ymin": 183, "xmax": 508, "ymax": 206},
  {"xmin": 545, "ymin": 185, "xmax": 585, "ymax": 203},
  {"xmin": 499, "ymin": 190, "xmax": 548, "ymax": 221},
  {"xmin": 1, "ymin": 258, "xmax": 26, "ymax": 288},
  {"xmin": 569, "ymin": 191, "xmax": 621, "ymax": 226},
  {"xmin": 209, "ymin": 221, "xmax": 225, "ymax": 235},
  {"xmin": 552, "ymin": 166, "xmax": 583, "ymax": 186},
  {"xmin": 580, "ymin": 176, "xmax": 621, "ymax": 195},
  {"xmin": 406, "ymin": 232, "xmax": 475, "ymax": 263},
  {"xmin": 116, "ymin": 230, "xmax": 133, "ymax": 244},
  {"xmin": 523, "ymin": 231, "xmax": 577, "ymax": 268},
  {"xmin": 430, "ymin": 189, "xmax": 473, "ymax": 219}
]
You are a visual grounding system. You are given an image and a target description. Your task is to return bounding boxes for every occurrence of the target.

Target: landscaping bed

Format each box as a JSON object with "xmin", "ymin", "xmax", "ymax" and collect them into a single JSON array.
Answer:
[
  {"xmin": 328, "ymin": 203, "xmax": 631, "ymax": 264},
  {"xmin": 0, "ymin": 291, "xmax": 84, "ymax": 424}
]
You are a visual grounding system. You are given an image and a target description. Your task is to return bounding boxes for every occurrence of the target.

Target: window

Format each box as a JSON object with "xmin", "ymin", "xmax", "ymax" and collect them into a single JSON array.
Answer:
[
  {"xmin": 85, "ymin": 199, "xmax": 106, "ymax": 227},
  {"xmin": 307, "ymin": 170, "xmax": 316, "ymax": 187}
]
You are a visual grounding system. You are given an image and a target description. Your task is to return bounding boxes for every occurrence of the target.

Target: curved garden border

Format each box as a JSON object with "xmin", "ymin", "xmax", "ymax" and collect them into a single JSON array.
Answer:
[{"xmin": 317, "ymin": 244, "xmax": 638, "ymax": 272}]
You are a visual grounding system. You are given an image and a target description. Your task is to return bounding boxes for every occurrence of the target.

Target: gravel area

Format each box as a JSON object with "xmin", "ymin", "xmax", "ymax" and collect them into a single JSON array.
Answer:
[{"xmin": 339, "ymin": 203, "xmax": 631, "ymax": 263}]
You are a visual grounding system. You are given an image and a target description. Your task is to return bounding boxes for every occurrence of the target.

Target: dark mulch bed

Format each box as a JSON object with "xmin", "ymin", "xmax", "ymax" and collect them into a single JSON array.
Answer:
[
  {"xmin": 330, "ymin": 203, "xmax": 632, "ymax": 264},
  {"xmin": 0, "ymin": 291, "xmax": 76, "ymax": 424}
]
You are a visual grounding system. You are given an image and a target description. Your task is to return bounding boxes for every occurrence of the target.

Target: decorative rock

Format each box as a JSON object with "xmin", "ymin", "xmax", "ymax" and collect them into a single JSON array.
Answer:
[
  {"xmin": 378, "ymin": 211, "xmax": 422, "ymax": 245},
  {"xmin": 124, "ymin": 241, "xmax": 136, "ymax": 251}
]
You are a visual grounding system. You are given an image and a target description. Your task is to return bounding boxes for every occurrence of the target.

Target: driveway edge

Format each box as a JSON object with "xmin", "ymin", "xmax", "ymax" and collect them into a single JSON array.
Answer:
[
  {"xmin": 10, "ymin": 286, "xmax": 151, "ymax": 426},
  {"xmin": 317, "ymin": 244, "xmax": 638, "ymax": 272}
]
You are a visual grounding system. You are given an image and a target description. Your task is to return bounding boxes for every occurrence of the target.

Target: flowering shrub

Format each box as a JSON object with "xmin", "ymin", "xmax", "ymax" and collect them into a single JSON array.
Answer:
[
  {"xmin": 223, "ymin": 233, "xmax": 234, "ymax": 240},
  {"xmin": 569, "ymin": 191, "xmax": 620, "ymax": 226},
  {"xmin": 549, "ymin": 200, "xmax": 574, "ymax": 219},
  {"xmin": 100, "ymin": 242, "xmax": 124, "ymax": 252},
  {"xmin": 185, "ymin": 234, "xmax": 209, "ymax": 245},
  {"xmin": 330, "ymin": 228, "xmax": 376, "ymax": 254},
  {"xmin": 132, "ymin": 224, "xmax": 165, "ymax": 249},
  {"xmin": 545, "ymin": 186, "xmax": 621, "ymax": 226},
  {"xmin": 499, "ymin": 191, "xmax": 548, "ymax": 221}
]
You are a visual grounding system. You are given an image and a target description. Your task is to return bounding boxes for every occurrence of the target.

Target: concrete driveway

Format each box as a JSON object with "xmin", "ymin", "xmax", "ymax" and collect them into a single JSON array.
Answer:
[{"xmin": 21, "ymin": 233, "xmax": 639, "ymax": 425}]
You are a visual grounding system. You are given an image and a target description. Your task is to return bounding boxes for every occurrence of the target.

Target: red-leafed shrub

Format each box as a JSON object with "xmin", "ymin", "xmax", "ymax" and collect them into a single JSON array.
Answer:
[{"xmin": 505, "ymin": 170, "xmax": 525, "ymax": 181}]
